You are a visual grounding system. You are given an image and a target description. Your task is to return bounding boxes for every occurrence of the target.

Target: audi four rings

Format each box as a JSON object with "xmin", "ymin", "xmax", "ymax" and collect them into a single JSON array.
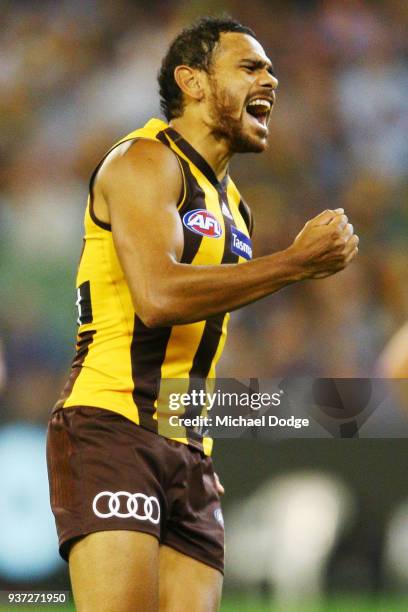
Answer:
[{"xmin": 92, "ymin": 491, "xmax": 161, "ymax": 524}]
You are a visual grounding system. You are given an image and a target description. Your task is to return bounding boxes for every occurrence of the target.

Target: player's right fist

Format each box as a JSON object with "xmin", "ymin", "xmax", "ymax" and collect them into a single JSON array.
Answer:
[{"xmin": 288, "ymin": 208, "xmax": 359, "ymax": 279}]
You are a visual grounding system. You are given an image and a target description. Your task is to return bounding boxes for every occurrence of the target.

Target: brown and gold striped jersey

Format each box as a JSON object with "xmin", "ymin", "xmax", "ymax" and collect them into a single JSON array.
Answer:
[{"xmin": 55, "ymin": 118, "xmax": 253, "ymax": 455}]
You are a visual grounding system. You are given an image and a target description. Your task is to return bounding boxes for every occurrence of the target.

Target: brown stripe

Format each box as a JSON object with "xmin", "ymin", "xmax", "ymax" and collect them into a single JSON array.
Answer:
[
  {"xmin": 239, "ymin": 198, "xmax": 253, "ymax": 237},
  {"xmin": 176, "ymin": 157, "xmax": 191, "ymax": 212},
  {"xmin": 165, "ymin": 127, "xmax": 228, "ymax": 189},
  {"xmin": 156, "ymin": 130, "xmax": 168, "ymax": 147},
  {"xmin": 188, "ymin": 315, "xmax": 226, "ymax": 380},
  {"xmin": 187, "ymin": 189, "xmax": 238, "ymax": 379},
  {"xmin": 130, "ymin": 315, "xmax": 172, "ymax": 432},
  {"xmin": 219, "ymin": 187, "xmax": 240, "ymax": 265},
  {"xmin": 54, "ymin": 330, "xmax": 96, "ymax": 410},
  {"xmin": 184, "ymin": 187, "xmax": 239, "ymax": 444},
  {"xmin": 180, "ymin": 171, "xmax": 207, "ymax": 264},
  {"xmin": 76, "ymin": 280, "xmax": 93, "ymax": 325},
  {"xmin": 89, "ymin": 162, "xmax": 112, "ymax": 231},
  {"xmin": 156, "ymin": 130, "xmax": 190, "ymax": 209}
]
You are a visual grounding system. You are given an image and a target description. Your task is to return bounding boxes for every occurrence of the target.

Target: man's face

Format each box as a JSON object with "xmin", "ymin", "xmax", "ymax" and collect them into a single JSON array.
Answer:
[{"xmin": 203, "ymin": 32, "xmax": 278, "ymax": 153}]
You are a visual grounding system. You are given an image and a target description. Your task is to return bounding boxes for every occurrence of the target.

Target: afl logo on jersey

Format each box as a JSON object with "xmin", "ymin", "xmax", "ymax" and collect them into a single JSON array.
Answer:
[{"xmin": 183, "ymin": 209, "xmax": 222, "ymax": 238}]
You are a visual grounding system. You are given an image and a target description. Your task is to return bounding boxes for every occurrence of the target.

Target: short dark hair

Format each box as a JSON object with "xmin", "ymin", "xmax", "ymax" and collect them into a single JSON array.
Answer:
[{"xmin": 158, "ymin": 16, "xmax": 257, "ymax": 121}]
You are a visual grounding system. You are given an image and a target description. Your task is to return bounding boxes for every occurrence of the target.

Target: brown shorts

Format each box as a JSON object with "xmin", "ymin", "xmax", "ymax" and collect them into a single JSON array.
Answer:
[{"xmin": 46, "ymin": 407, "xmax": 224, "ymax": 573}]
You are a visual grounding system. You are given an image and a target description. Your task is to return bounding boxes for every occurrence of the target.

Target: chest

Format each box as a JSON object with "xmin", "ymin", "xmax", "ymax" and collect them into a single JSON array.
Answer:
[{"xmin": 180, "ymin": 179, "xmax": 252, "ymax": 266}]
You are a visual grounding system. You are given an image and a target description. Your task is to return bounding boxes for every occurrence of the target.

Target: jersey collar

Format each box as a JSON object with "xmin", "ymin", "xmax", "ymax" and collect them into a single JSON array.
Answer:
[
  {"xmin": 164, "ymin": 127, "xmax": 228, "ymax": 190},
  {"xmin": 144, "ymin": 118, "xmax": 229, "ymax": 190}
]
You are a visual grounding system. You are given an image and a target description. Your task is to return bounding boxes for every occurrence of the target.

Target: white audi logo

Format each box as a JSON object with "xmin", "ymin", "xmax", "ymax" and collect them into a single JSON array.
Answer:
[{"xmin": 92, "ymin": 491, "xmax": 160, "ymax": 524}]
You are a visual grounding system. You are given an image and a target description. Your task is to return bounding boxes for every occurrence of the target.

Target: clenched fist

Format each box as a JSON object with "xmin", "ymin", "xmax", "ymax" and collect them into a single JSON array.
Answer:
[{"xmin": 288, "ymin": 208, "xmax": 359, "ymax": 279}]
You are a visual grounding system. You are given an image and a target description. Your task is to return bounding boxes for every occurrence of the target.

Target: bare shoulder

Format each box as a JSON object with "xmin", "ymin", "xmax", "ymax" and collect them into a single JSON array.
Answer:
[{"xmin": 98, "ymin": 138, "xmax": 182, "ymax": 200}]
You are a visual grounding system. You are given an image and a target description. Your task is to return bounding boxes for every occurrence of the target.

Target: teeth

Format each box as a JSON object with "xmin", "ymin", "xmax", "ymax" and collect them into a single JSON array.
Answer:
[{"xmin": 247, "ymin": 99, "xmax": 271, "ymax": 109}]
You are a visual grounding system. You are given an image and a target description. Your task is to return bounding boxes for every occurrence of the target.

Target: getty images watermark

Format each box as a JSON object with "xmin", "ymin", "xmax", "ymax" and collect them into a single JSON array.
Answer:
[
  {"xmin": 167, "ymin": 387, "xmax": 309, "ymax": 431},
  {"xmin": 157, "ymin": 378, "xmax": 408, "ymax": 439}
]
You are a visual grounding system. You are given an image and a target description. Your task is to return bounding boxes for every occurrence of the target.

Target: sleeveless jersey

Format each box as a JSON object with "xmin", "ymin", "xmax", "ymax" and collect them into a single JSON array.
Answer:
[{"xmin": 55, "ymin": 118, "xmax": 253, "ymax": 455}]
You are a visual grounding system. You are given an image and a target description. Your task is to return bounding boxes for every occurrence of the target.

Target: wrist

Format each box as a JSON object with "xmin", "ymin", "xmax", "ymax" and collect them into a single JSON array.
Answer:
[{"xmin": 281, "ymin": 245, "xmax": 310, "ymax": 282}]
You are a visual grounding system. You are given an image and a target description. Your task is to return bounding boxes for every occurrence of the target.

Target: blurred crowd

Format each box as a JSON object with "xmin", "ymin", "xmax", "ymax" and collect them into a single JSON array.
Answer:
[{"xmin": 0, "ymin": 0, "xmax": 407, "ymax": 423}]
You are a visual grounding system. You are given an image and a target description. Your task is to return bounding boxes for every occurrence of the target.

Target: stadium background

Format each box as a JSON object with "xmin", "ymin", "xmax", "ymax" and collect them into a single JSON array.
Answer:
[{"xmin": 0, "ymin": 0, "xmax": 407, "ymax": 610}]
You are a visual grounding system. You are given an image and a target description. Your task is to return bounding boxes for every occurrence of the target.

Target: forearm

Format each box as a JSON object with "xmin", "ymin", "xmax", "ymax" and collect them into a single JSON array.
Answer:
[
  {"xmin": 135, "ymin": 247, "xmax": 305, "ymax": 327},
  {"xmin": 105, "ymin": 143, "xmax": 358, "ymax": 328}
]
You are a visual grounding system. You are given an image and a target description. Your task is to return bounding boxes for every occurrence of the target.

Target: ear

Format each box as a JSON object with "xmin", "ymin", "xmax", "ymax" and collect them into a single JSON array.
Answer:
[{"xmin": 173, "ymin": 65, "xmax": 205, "ymax": 102}]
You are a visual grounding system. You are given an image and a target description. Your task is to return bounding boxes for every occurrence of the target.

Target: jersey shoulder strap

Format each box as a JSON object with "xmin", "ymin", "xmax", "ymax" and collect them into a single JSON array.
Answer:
[{"xmin": 228, "ymin": 177, "xmax": 254, "ymax": 237}]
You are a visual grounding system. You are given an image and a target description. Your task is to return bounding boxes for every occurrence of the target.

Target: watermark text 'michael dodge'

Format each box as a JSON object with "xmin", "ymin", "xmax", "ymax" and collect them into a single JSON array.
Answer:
[{"xmin": 168, "ymin": 414, "xmax": 310, "ymax": 429}]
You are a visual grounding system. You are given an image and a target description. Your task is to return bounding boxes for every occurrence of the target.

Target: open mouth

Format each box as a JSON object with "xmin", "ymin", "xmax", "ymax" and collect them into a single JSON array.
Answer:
[{"xmin": 246, "ymin": 98, "xmax": 272, "ymax": 128}]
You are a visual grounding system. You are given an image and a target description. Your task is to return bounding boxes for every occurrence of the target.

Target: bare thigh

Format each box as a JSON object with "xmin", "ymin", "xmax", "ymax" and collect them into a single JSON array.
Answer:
[
  {"xmin": 159, "ymin": 545, "xmax": 223, "ymax": 612},
  {"xmin": 69, "ymin": 530, "xmax": 159, "ymax": 612}
]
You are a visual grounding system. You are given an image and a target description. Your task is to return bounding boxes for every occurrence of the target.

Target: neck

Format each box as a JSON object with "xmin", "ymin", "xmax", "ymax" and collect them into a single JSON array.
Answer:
[{"xmin": 169, "ymin": 115, "xmax": 231, "ymax": 182}]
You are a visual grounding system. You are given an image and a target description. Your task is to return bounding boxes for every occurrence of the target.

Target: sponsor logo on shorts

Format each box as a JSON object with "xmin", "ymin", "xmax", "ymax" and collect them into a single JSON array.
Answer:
[
  {"xmin": 92, "ymin": 491, "xmax": 160, "ymax": 524},
  {"xmin": 183, "ymin": 209, "xmax": 222, "ymax": 238},
  {"xmin": 214, "ymin": 507, "xmax": 224, "ymax": 527},
  {"xmin": 231, "ymin": 226, "xmax": 252, "ymax": 260}
]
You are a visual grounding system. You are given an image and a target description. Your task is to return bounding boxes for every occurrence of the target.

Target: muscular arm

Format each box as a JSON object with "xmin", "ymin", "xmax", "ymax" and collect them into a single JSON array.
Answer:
[{"xmin": 98, "ymin": 140, "xmax": 358, "ymax": 328}]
